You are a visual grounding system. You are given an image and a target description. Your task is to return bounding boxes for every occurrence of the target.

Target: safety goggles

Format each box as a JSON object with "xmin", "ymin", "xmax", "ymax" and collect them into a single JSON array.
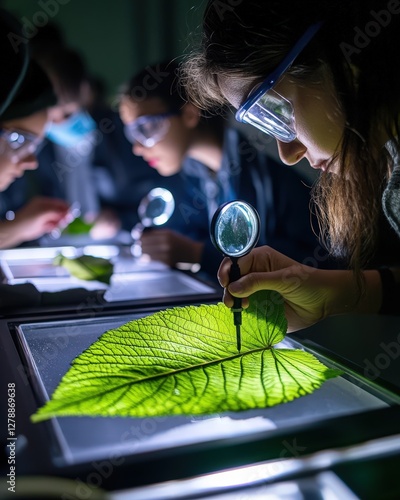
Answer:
[
  {"xmin": 0, "ymin": 128, "xmax": 44, "ymax": 163},
  {"xmin": 235, "ymin": 22, "xmax": 322, "ymax": 143},
  {"xmin": 124, "ymin": 111, "xmax": 179, "ymax": 148}
]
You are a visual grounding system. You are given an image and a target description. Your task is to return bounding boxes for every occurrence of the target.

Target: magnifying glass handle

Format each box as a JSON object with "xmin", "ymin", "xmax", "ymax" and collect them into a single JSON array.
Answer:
[
  {"xmin": 131, "ymin": 222, "xmax": 144, "ymax": 241},
  {"xmin": 130, "ymin": 222, "xmax": 144, "ymax": 258},
  {"xmin": 229, "ymin": 259, "xmax": 242, "ymax": 352}
]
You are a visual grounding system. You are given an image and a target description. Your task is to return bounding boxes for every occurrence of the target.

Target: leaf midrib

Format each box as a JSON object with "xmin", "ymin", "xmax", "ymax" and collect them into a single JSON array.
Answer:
[{"xmin": 57, "ymin": 344, "xmax": 275, "ymax": 400}]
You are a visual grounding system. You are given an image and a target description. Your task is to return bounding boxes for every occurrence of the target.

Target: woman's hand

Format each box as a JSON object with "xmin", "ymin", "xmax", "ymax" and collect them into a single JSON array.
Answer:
[
  {"xmin": 89, "ymin": 208, "xmax": 121, "ymax": 240},
  {"xmin": 218, "ymin": 246, "xmax": 381, "ymax": 332},
  {"xmin": 0, "ymin": 197, "xmax": 70, "ymax": 248}
]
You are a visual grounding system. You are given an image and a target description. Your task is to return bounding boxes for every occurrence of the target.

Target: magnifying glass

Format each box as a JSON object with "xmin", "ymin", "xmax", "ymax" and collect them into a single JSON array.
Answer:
[
  {"xmin": 210, "ymin": 200, "xmax": 260, "ymax": 352},
  {"xmin": 131, "ymin": 188, "xmax": 175, "ymax": 257}
]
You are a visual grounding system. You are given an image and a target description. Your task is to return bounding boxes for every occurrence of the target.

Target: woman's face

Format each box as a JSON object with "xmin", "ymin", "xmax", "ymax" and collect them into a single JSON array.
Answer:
[
  {"xmin": 0, "ymin": 109, "xmax": 48, "ymax": 191},
  {"xmin": 119, "ymin": 96, "xmax": 193, "ymax": 176},
  {"xmin": 218, "ymin": 70, "xmax": 345, "ymax": 174}
]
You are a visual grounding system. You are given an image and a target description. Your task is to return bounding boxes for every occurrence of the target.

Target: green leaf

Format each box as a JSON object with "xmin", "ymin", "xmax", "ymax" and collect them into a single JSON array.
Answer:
[
  {"xmin": 62, "ymin": 217, "xmax": 94, "ymax": 235},
  {"xmin": 31, "ymin": 290, "xmax": 341, "ymax": 422},
  {"xmin": 53, "ymin": 254, "xmax": 113, "ymax": 284}
]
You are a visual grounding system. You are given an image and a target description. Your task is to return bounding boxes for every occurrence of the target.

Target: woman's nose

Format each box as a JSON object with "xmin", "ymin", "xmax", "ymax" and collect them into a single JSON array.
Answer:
[
  {"xmin": 133, "ymin": 142, "xmax": 145, "ymax": 156},
  {"xmin": 276, "ymin": 139, "xmax": 307, "ymax": 166}
]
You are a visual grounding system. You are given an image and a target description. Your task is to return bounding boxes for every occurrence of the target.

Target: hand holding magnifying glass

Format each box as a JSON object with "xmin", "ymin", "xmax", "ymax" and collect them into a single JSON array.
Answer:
[{"xmin": 210, "ymin": 200, "xmax": 260, "ymax": 352}]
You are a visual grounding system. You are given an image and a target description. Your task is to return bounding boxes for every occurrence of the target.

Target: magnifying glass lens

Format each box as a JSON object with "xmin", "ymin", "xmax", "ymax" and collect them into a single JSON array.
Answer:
[{"xmin": 211, "ymin": 201, "xmax": 260, "ymax": 258}]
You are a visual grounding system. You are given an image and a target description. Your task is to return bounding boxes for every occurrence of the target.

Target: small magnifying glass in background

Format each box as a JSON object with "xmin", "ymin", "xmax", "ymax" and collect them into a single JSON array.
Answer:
[
  {"xmin": 131, "ymin": 187, "xmax": 175, "ymax": 257},
  {"xmin": 210, "ymin": 200, "xmax": 260, "ymax": 352}
]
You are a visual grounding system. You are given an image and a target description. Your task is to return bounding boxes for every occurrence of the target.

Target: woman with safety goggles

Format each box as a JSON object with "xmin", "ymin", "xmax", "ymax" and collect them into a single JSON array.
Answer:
[
  {"xmin": 118, "ymin": 60, "xmax": 329, "ymax": 277},
  {"xmin": 182, "ymin": 0, "xmax": 400, "ymax": 327},
  {"xmin": 0, "ymin": 37, "xmax": 70, "ymax": 249},
  {"xmin": 0, "ymin": 8, "xmax": 104, "ymax": 310}
]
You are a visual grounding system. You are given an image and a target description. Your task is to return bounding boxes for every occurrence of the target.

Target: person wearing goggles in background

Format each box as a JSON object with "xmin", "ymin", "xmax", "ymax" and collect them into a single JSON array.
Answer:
[
  {"xmin": 0, "ymin": 8, "xmax": 106, "ymax": 309},
  {"xmin": 0, "ymin": 52, "xmax": 71, "ymax": 249},
  {"xmin": 119, "ymin": 60, "xmax": 332, "ymax": 279},
  {"xmin": 0, "ymin": 38, "xmax": 113, "ymax": 242},
  {"xmin": 181, "ymin": 0, "xmax": 400, "ymax": 329}
]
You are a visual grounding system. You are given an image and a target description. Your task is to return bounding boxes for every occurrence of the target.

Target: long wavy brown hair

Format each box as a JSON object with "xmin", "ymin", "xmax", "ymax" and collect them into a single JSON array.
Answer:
[{"xmin": 181, "ymin": 0, "xmax": 400, "ymax": 274}]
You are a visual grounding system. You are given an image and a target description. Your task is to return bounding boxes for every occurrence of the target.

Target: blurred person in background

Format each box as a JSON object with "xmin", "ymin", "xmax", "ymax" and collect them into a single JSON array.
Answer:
[
  {"xmin": 0, "ymin": 8, "xmax": 103, "ymax": 308},
  {"xmin": 0, "ymin": 19, "xmax": 70, "ymax": 249}
]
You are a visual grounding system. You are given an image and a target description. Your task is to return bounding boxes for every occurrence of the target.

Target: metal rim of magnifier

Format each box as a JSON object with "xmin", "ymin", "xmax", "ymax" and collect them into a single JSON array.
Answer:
[
  {"xmin": 210, "ymin": 200, "xmax": 260, "ymax": 258},
  {"xmin": 138, "ymin": 187, "xmax": 175, "ymax": 227}
]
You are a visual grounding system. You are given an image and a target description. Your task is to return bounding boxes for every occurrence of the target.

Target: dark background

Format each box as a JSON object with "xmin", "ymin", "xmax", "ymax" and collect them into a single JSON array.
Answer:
[{"xmin": 0, "ymin": 0, "xmax": 207, "ymax": 101}]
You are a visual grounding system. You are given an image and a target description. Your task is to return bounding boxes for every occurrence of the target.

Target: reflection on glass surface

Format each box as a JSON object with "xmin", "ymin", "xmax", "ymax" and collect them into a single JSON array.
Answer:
[
  {"xmin": 153, "ymin": 471, "xmax": 359, "ymax": 500},
  {"xmin": 1, "ymin": 243, "xmax": 216, "ymax": 302}
]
